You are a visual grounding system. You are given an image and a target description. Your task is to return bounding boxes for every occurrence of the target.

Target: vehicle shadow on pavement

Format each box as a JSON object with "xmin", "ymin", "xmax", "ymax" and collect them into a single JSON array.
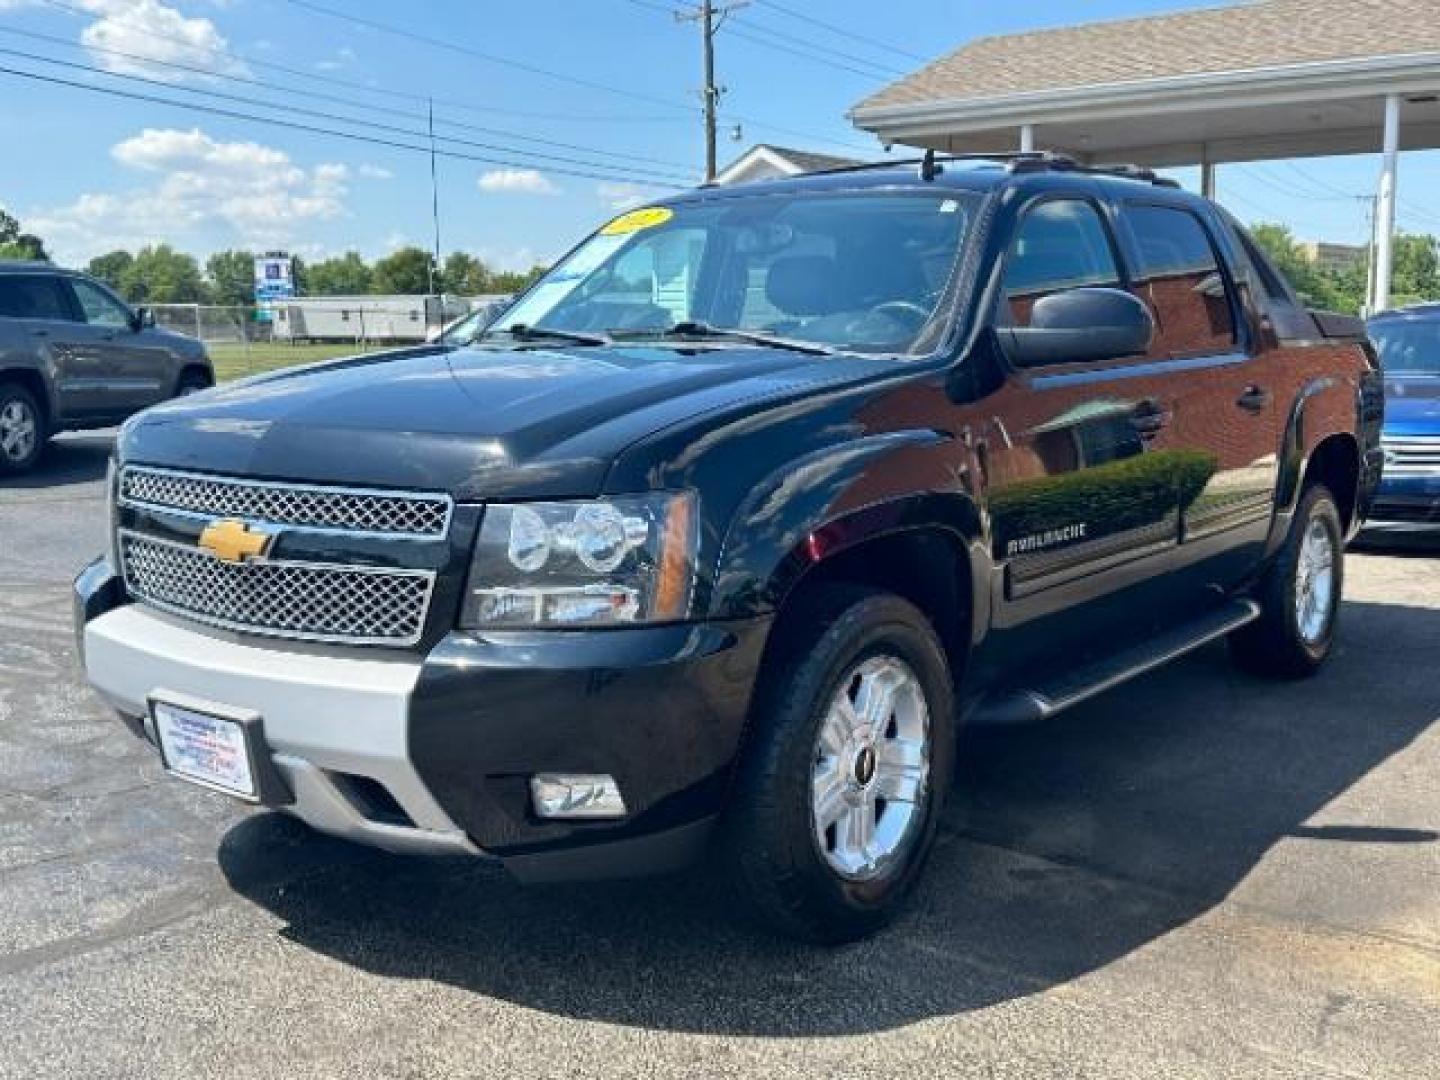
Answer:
[
  {"xmin": 219, "ymin": 597, "xmax": 1439, "ymax": 1037},
  {"xmin": 4, "ymin": 432, "xmax": 113, "ymax": 490}
]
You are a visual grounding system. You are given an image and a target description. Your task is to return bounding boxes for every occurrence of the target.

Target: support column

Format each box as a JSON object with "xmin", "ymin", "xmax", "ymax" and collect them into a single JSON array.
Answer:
[
  {"xmin": 1019, "ymin": 124, "xmax": 1035, "ymax": 154},
  {"xmin": 1373, "ymin": 93, "xmax": 1400, "ymax": 313},
  {"xmin": 1200, "ymin": 144, "xmax": 1216, "ymax": 200}
]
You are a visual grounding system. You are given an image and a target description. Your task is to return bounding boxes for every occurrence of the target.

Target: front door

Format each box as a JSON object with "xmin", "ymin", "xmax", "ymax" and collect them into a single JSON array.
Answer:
[
  {"xmin": 60, "ymin": 278, "xmax": 173, "ymax": 417},
  {"xmin": 985, "ymin": 197, "xmax": 1191, "ymax": 607}
]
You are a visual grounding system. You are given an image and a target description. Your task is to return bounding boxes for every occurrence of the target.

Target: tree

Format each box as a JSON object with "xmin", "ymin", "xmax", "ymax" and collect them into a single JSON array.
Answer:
[
  {"xmin": 371, "ymin": 246, "xmax": 435, "ymax": 294},
  {"xmin": 0, "ymin": 208, "xmax": 49, "ymax": 261},
  {"xmin": 440, "ymin": 251, "xmax": 489, "ymax": 295},
  {"xmin": 205, "ymin": 249, "xmax": 256, "ymax": 307},
  {"xmin": 1391, "ymin": 232, "xmax": 1440, "ymax": 304},
  {"xmin": 488, "ymin": 265, "xmax": 548, "ymax": 294},
  {"xmin": 87, "ymin": 250, "xmax": 134, "ymax": 292},
  {"xmin": 1248, "ymin": 222, "xmax": 1362, "ymax": 314},
  {"xmin": 306, "ymin": 251, "xmax": 372, "ymax": 295},
  {"xmin": 119, "ymin": 244, "xmax": 205, "ymax": 304}
]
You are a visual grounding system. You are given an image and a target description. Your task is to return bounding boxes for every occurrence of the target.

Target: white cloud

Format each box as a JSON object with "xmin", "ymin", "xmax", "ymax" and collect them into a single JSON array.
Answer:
[
  {"xmin": 314, "ymin": 45, "xmax": 357, "ymax": 71},
  {"xmin": 30, "ymin": 127, "xmax": 349, "ymax": 263},
  {"xmin": 358, "ymin": 164, "xmax": 394, "ymax": 180},
  {"xmin": 75, "ymin": 0, "xmax": 249, "ymax": 81},
  {"xmin": 477, "ymin": 168, "xmax": 559, "ymax": 196},
  {"xmin": 596, "ymin": 181, "xmax": 660, "ymax": 211}
]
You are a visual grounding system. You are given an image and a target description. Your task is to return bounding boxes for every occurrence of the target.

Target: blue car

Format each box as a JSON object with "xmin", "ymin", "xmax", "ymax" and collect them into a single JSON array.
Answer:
[{"xmin": 1367, "ymin": 304, "xmax": 1440, "ymax": 532}]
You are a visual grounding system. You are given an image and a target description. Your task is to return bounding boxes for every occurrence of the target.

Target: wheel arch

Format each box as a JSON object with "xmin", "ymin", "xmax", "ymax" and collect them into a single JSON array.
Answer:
[{"xmin": 1275, "ymin": 375, "xmax": 1364, "ymax": 534}]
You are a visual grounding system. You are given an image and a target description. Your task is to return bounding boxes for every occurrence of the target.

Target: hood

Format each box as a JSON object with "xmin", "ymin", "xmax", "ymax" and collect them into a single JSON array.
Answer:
[
  {"xmin": 118, "ymin": 343, "xmax": 892, "ymax": 499},
  {"xmin": 1383, "ymin": 374, "xmax": 1440, "ymax": 437}
]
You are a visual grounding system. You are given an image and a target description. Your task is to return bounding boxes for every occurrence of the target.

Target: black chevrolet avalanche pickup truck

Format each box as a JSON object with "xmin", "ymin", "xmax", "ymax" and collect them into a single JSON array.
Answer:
[{"xmin": 75, "ymin": 154, "xmax": 1383, "ymax": 943}]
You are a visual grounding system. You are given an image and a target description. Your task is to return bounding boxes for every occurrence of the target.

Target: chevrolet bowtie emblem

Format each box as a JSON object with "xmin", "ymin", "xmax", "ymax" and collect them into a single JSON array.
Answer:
[{"xmin": 198, "ymin": 518, "xmax": 273, "ymax": 563}]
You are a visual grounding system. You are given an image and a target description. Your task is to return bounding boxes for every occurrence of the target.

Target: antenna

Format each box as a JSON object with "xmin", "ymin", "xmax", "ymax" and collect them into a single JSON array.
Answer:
[{"xmin": 919, "ymin": 148, "xmax": 942, "ymax": 182}]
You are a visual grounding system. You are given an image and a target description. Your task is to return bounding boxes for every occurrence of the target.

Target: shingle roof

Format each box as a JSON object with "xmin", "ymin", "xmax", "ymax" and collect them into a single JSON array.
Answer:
[
  {"xmin": 854, "ymin": 0, "xmax": 1440, "ymax": 113},
  {"xmin": 724, "ymin": 144, "xmax": 865, "ymax": 174}
]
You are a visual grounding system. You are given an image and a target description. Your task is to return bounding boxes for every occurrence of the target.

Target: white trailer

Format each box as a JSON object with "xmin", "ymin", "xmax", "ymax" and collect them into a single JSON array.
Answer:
[{"xmin": 266, "ymin": 295, "xmax": 471, "ymax": 344}]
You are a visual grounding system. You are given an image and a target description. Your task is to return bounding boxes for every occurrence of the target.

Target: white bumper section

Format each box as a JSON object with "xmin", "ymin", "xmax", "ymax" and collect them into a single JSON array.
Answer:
[{"xmin": 84, "ymin": 604, "xmax": 477, "ymax": 856}]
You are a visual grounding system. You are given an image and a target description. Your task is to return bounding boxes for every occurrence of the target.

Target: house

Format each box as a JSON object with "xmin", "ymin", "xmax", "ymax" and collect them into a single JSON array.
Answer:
[{"xmin": 715, "ymin": 144, "xmax": 866, "ymax": 185}]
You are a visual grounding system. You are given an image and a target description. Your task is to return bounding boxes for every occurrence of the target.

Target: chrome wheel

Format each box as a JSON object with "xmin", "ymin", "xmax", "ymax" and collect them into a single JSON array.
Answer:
[
  {"xmin": 811, "ymin": 655, "xmax": 930, "ymax": 881},
  {"xmin": 0, "ymin": 397, "xmax": 37, "ymax": 464},
  {"xmin": 1295, "ymin": 518, "xmax": 1336, "ymax": 645}
]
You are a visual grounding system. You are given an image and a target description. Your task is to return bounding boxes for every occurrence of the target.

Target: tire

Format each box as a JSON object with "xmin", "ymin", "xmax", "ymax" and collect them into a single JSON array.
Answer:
[
  {"xmin": 0, "ymin": 381, "xmax": 44, "ymax": 475},
  {"xmin": 175, "ymin": 370, "xmax": 211, "ymax": 397},
  {"xmin": 1229, "ymin": 483, "xmax": 1344, "ymax": 679},
  {"xmin": 722, "ymin": 586, "xmax": 955, "ymax": 944}
]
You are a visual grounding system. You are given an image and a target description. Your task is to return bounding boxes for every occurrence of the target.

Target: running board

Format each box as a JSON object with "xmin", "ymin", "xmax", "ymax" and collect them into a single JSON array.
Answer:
[{"xmin": 968, "ymin": 599, "xmax": 1262, "ymax": 726}]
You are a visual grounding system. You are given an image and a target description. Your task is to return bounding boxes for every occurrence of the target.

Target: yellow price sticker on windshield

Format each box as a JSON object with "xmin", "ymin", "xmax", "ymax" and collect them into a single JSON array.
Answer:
[{"xmin": 600, "ymin": 206, "xmax": 673, "ymax": 235}]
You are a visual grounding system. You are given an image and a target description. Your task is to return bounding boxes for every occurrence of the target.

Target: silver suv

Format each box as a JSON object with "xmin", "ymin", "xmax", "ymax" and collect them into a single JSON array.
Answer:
[{"xmin": 0, "ymin": 261, "xmax": 213, "ymax": 474}]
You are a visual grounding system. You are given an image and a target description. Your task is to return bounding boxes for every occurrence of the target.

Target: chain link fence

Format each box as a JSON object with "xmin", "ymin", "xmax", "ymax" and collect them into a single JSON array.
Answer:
[{"xmin": 147, "ymin": 297, "xmax": 510, "ymax": 382}]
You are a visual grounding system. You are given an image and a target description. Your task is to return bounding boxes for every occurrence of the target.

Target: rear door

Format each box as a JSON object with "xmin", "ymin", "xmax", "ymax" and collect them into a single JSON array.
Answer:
[
  {"xmin": 0, "ymin": 274, "xmax": 90, "ymax": 417},
  {"xmin": 1116, "ymin": 201, "xmax": 1277, "ymax": 579},
  {"xmin": 60, "ymin": 277, "xmax": 174, "ymax": 416}
]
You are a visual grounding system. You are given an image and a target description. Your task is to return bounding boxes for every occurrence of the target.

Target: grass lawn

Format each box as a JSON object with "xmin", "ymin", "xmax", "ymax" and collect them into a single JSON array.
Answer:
[{"xmin": 208, "ymin": 341, "xmax": 395, "ymax": 382}]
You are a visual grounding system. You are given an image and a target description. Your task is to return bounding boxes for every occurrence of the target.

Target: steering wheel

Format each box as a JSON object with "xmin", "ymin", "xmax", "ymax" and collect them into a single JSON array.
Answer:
[{"xmin": 871, "ymin": 300, "xmax": 931, "ymax": 327}]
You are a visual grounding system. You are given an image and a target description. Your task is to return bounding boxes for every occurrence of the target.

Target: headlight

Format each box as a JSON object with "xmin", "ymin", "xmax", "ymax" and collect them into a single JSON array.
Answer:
[{"xmin": 460, "ymin": 492, "xmax": 698, "ymax": 629}]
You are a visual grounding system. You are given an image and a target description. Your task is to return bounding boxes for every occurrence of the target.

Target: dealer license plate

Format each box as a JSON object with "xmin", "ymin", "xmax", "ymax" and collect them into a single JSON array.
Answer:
[{"xmin": 151, "ymin": 698, "xmax": 258, "ymax": 801}]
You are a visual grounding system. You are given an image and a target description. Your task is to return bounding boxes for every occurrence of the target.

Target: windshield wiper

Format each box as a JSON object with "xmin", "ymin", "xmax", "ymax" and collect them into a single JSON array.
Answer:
[
  {"xmin": 615, "ymin": 321, "xmax": 838, "ymax": 356},
  {"xmin": 481, "ymin": 322, "xmax": 610, "ymax": 347}
]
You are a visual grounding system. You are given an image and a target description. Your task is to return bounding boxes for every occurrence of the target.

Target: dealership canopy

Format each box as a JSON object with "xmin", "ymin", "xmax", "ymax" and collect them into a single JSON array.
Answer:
[{"xmin": 849, "ymin": 0, "xmax": 1440, "ymax": 311}]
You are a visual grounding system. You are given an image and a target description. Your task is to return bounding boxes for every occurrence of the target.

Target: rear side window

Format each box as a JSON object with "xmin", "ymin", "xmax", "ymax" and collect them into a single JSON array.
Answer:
[
  {"xmin": 1125, "ymin": 205, "xmax": 1235, "ymax": 357},
  {"xmin": 1001, "ymin": 199, "xmax": 1121, "ymax": 327},
  {"xmin": 0, "ymin": 275, "xmax": 71, "ymax": 320}
]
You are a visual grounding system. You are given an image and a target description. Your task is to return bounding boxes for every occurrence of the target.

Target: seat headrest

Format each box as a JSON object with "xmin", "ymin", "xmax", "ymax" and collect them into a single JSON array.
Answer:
[{"xmin": 765, "ymin": 256, "xmax": 838, "ymax": 318}]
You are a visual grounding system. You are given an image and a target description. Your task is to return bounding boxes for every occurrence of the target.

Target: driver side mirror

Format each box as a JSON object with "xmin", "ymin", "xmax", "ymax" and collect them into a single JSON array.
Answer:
[
  {"xmin": 1001, "ymin": 287, "xmax": 1154, "ymax": 368},
  {"xmin": 131, "ymin": 306, "xmax": 156, "ymax": 331}
]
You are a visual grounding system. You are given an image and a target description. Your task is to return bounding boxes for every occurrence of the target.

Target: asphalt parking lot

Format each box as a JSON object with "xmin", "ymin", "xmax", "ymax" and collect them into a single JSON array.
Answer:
[{"xmin": 2, "ymin": 432, "xmax": 1438, "ymax": 1080}]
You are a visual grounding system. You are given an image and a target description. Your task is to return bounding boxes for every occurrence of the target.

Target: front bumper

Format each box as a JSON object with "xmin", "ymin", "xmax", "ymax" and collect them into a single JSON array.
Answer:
[
  {"xmin": 75, "ymin": 560, "xmax": 770, "ymax": 880},
  {"xmin": 1364, "ymin": 472, "xmax": 1440, "ymax": 531}
]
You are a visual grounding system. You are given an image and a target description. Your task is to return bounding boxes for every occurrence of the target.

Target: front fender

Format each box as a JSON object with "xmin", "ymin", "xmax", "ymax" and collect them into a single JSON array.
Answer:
[{"xmin": 708, "ymin": 429, "xmax": 987, "ymax": 625}]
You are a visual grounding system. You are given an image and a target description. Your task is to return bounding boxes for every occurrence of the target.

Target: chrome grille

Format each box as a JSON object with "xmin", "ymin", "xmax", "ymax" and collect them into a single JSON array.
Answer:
[
  {"xmin": 1383, "ymin": 436, "xmax": 1440, "ymax": 475},
  {"xmin": 120, "ymin": 532, "xmax": 434, "ymax": 646},
  {"xmin": 120, "ymin": 466, "xmax": 452, "ymax": 537}
]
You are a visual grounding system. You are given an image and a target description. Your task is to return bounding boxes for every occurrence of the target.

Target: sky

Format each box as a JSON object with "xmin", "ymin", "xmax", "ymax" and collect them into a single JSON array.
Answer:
[{"xmin": 1, "ymin": 0, "xmax": 1438, "ymax": 274}]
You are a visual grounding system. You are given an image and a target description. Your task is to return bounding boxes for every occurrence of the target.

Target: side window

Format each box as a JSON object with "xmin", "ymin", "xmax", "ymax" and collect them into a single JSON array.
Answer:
[
  {"xmin": 69, "ymin": 279, "xmax": 133, "ymax": 328},
  {"xmin": 1001, "ymin": 199, "xmax": 1121, "ymax": 328},
  {"xmin": 1125, "ymin": 205, "xmax": 1235, "ymax": 357},
  {"xmin": 1231, "ymin": 223, "xmax": 1294, "ymax": 305},
  {"xmin": 0, "ymin": 275, "xmax": 71, "ymax": 321}
]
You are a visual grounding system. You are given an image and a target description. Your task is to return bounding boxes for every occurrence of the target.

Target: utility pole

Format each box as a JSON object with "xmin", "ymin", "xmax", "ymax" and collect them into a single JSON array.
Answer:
[
  {"xmin": 427, "ymin": 97, "xmax": 442, "ymax": 303},
  {"xmin": 676, "ymin": 0, "xmax": 748, "ymax": 183}
]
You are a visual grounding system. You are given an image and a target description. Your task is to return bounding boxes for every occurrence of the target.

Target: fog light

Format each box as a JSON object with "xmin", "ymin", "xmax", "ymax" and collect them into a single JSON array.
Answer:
[{"xmin": 530, "ymin": 773, "xmax": 627, "ymax": 820}]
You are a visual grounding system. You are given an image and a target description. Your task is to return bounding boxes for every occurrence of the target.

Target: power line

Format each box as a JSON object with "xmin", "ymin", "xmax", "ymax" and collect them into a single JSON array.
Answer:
[
  {"xmin": 0, "ymin": 46, "xmax": 697, "ymax": 184},
  {"xmin": 627, "ymin": 0, "xmax": 901, "ymax": 82},
  {"xmin": 0, "ymin": 23, "xmax": 698, "ymax": 174},
  {"xmin": 0, "ymin": 63, "xmax": 688, "ymax": 188},
  {"xmin": 34, "ymin": 0, "xmax": 688, "ymax": 126},
  {"xmin": 282, "ymin": 0, "xmax": 876, "ymax": 155},
  {"xmin": 284, "ymin": 0, "xmax": 703, "ymax": 114},
  {"xmin": 755, "ymin": 0, "xmax": 930, "ymax": 63}
]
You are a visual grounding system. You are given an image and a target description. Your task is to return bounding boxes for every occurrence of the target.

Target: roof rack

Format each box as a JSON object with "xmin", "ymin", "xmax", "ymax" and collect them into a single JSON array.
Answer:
[{"xmin": 802, "ymin": 150, "xmax": 1181, "ymax": 189}]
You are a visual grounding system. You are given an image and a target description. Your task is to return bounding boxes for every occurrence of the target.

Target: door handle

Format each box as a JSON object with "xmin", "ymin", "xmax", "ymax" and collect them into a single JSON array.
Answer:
[
  {"xmin": 29, "ymin": 328, "xmax": 48, "ymax": 337},
  {"xmin": 1236, "ymin": 385, "xmax": 1272, "ymax": 413},
  {"xmin": 1129, "ymin": 399, "xmax": 1171, "ymax": 440}
]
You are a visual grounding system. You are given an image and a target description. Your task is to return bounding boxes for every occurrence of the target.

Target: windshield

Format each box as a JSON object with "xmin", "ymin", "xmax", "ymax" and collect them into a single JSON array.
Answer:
[
  {"xmin": 498, "ymin": 192, "xmax": 978, "ymax": 355},
  {"xmin": 1370, "ymin": 317, "xmax": 1440, "ymax": 374}
]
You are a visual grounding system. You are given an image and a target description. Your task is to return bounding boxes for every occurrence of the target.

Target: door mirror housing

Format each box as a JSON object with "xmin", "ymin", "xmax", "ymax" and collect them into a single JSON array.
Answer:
[
  {"xmin": 131, "ymin": 306, "xmax": 156, "ymax": 331},
  {"xmin": 1002, "ymin": 287, "xmax": 1154, "ymax": 368}
]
